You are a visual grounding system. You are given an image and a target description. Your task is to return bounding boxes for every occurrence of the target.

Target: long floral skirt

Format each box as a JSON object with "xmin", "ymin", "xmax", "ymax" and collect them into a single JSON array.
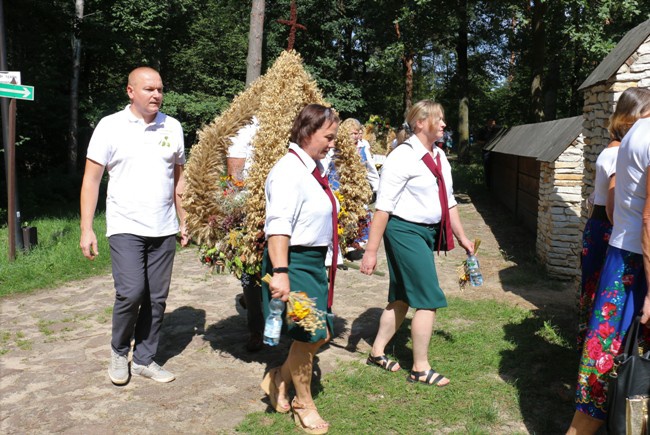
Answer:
[
  {"xmin": 578, "ymin": 217, "xmax": 612, "ymax": 348},
  {"xmin": 574, "ymin": 246, "xmax": 649, "ymax": 420}
]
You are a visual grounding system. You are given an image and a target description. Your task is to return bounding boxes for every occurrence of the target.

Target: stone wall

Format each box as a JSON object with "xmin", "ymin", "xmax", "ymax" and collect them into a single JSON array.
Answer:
[
  {"xmin": 536, "ymin": 138, "xmax": 585, "ymax": 279},
  {"xmin": 581, "ymin": 37, "xmax": 650, "ymax": 225}
]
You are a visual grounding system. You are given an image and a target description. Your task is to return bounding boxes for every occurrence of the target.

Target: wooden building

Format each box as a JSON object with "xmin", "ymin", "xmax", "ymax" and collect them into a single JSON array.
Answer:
[{"xmin": 485, "ymin": 116, "xmax": 585, "ymax": 279}]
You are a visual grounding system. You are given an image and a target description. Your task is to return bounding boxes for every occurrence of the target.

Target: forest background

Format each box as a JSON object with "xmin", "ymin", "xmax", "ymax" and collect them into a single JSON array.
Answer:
[{"xmin": 1, "ymin": 0, "xmax": 649, "ymax": 224}]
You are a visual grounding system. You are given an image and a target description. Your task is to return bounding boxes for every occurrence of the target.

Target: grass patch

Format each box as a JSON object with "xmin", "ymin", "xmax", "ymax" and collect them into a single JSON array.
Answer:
[
  {"xmin": 0, "ymin": 213, "xmax": 112, "ymax": 296},
  {"xmin": 15, "ymin": 331, "xmax": 32, "ymax": 351},
  {"xmin": 97, "ymin": 306, "xmax": 113, "ymax": 324},
  {"xmin": 37, "ymin": 319, "xmax": 55, "ymax": 336},
  {"xmin": 237, "ymin": 298, "xmax": 577, "ymax": 434}
]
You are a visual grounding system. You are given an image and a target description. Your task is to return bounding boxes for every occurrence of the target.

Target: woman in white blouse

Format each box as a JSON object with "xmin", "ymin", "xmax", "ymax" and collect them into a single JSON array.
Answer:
[
  {"xmin": 260, "ymin": 104, "xmax": 339, "ymax": 434},
  {"xmin": 360, "ymin": 100, "xmax": 474, "ymax": 386}
]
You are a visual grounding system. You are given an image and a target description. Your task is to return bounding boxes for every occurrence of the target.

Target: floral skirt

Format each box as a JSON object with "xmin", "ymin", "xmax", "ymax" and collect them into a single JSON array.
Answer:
[
  {"xmin": 574, "ymin": 246, "xmax": 649, "ymax": 420},
  {"xmin": 578, "ymin": 217, "xmax": 612, "ymax": 348}
]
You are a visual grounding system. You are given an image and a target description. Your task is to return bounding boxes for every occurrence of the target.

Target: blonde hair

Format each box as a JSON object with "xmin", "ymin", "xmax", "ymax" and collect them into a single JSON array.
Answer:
[
  {"xmin": 609, "ymin": 88, "xmax": 650, "ymax": 141},
  {"xmin": 403, "ymin": 100, "xmax": 445, "ymax": 135}
]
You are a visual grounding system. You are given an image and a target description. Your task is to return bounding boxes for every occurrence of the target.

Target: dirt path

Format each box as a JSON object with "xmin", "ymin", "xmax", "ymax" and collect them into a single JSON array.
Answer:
[{"xmin": 0, "ymin": 197, "xmax": 575, "ymax": 434}]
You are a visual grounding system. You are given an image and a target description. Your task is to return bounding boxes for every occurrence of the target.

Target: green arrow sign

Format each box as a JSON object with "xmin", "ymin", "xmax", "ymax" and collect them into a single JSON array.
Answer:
[{"xmin": 0, "ymin": 82, "xmax": 34, "ymax": 101}]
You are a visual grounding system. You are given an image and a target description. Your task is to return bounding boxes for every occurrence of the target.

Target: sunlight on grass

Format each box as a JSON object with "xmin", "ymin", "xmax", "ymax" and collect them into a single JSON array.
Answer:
[
  {"xmin": 0, "ymin": 213, "xmax": 112, "ymax": 296},
  {"xmin": 536, "ymin": 320, "xmax": 570, "ymax": 347},
  {"xmin": 237, "ymin": 298, "xmax": 576, "ymax": 434}
]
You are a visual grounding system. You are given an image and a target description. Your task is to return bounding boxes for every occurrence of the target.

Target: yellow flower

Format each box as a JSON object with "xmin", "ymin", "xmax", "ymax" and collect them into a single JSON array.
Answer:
[{"xmin": 289, "ymin": 301, "xmax": 310, "ymax": 320}]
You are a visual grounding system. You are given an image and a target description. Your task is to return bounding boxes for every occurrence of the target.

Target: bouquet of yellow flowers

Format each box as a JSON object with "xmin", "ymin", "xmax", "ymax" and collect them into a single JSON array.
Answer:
[
  {"xmin": 287, "ymin": 291, "xmax": 326, "ymax": 335},
  {"xmin": 261, "ymin": 274, "xmax": 326, "ymax": 335}
]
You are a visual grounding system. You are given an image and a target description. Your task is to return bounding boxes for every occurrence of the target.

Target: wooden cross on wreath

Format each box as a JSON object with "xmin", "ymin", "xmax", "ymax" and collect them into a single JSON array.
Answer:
[{"xmin": 277, "ymin": 0, "xmax": 306, "ymax": 51}]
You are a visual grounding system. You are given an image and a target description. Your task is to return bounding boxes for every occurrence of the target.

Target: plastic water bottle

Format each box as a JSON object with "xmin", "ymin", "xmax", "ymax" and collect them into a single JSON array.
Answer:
[
  {"xmin": 263, "ymin": 298, "xmax": 285, "ymax": 346},
  {"xmin": 466, "ymin": 254, "xmax": 484, "ymax": 287}
]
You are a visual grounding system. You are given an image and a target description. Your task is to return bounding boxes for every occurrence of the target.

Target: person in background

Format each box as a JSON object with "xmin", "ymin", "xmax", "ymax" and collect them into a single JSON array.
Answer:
[
  {"xmin": 345, "ymin": 118, "xmax": 376, "ymax": 259},
  {"xmin": 567, "ymin": 96, "xmax": 650, "ymax": 435},
  {"xmin": 577, "ymin": 88, "xmax": 650, "ymax": 350},
  {"xmin": 343, "ymin": 119, "xmax": 379, "ymax": 203},
  {"xmin": 360, "ymin": 100, "xmax": 474, "ymax": 386},
  {"xmin": 260, "ymin": 104, "xmax": 340, "ymax": 434},
  {"xmin": 476, "ymin": 117, "xmax": 500, "ymax": 187},
  {"xmin": 227, "ymin": 116, "xmax": 264, "ymax": 352},
  {"xmin": 80, "ymin": 66, "xmax": 189, "ymax": 385}
]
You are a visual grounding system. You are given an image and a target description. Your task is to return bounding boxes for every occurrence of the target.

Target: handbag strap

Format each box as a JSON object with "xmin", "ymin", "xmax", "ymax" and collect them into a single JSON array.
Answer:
[{"xmin": 622, "ymin": 316, "xmax": 642, "ymax": 357}]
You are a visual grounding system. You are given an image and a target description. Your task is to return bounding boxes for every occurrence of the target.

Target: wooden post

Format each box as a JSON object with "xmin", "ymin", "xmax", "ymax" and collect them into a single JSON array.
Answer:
[{"xmin": 7, "ymin": 96, "xmax": 16, "ymax": 260}]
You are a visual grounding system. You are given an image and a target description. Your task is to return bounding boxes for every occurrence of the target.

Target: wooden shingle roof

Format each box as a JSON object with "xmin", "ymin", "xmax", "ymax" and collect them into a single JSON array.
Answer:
[
  {"xmin": 484, "ymin": 116, "xmax": 584, "ymax": 163},
  {"xmin": 579, "ymin": 19, "xmax": 650, "ymax": 91}
]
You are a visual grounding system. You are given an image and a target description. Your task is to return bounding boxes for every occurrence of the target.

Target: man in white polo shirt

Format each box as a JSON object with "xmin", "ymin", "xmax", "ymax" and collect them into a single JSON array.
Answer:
[{"xmin": 80, "ymin": 66, "xmax": 189, "ymax": 385}]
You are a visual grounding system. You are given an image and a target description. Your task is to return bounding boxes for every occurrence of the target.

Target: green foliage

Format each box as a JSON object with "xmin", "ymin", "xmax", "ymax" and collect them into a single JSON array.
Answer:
[
  {"xmin": 5, "ymin": 0, "xmax": 650, "ymax": 175},
  {"xmin": 162, "ymin": 91, "xmax": 229, "ymax": 146},
  {"xmin": 0, "ymin": 214, "xmax": 112, "ymax": 296}
]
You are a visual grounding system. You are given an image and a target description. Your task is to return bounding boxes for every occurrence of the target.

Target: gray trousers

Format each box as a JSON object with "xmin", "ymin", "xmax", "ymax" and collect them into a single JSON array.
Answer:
[{"xmin": 108, "ymin": 233, "xmax": 176, "ymax": 366}]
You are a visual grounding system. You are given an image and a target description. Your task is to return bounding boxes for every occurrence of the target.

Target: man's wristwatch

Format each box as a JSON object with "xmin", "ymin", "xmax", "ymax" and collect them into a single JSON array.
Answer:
[{"xmin": 272, "ymin": 267, "xmax": 289, "ymax": 274}]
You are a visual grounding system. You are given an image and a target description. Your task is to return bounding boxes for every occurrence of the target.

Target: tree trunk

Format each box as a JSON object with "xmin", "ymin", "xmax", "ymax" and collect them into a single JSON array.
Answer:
[
  {"xmin": 529, "ymin": 0, "xmax": 546, "ymax": 123},
  {"xmin": 456, "ymin": 0, "xmax": 470, "ymax": 163},
  {"xmin": 68, "ymin": 0, "xmax": 83, "ymax": 173},
  {"xmin": 245, "ymin": 0, "xmax": 265, "ymax": 87},
  {"xmin": 403, "ymin": 52, "xmax": 413, "ymax": 115}
]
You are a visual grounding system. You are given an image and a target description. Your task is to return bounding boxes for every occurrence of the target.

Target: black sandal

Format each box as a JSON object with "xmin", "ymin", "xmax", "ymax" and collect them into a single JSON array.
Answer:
[
  {"xmin": 366, "ymin": 354, "xmax": 400, "ymax": 372},
  {"xmin": 407, "ymin": 369, "xmax": 449, "ymax": 387}
]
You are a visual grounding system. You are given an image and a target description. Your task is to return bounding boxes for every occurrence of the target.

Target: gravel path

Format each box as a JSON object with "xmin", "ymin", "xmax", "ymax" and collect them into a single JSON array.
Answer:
[{"xmin": 0, "ymin": 198, "xmax": 574, "ymax": 434}]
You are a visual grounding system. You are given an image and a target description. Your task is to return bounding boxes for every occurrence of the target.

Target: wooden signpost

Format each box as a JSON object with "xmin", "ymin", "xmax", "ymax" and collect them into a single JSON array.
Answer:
[{"xmin": 1, "ymin": 70, "xmax": 34, "ymax": 261}]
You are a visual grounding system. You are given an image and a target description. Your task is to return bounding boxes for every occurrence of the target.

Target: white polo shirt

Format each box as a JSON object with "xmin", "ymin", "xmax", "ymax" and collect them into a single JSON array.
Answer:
[
  {"xmin": 376, "ymin": 134, "xmax": 457, "ymax": 224},
  {"xmin": 265, "ymin": 142, "xmax": 339, "ymax": 247},
  {"xmin": 227, "ymin": 116, "xmax": 259, "ymax": 180},
  {"xmin": 86, "ymin": 106, "xmax": 186, "ymax": 237},
  {"xmin": 610, "ymin": 117, "xmax": 650, "ymax": 254}
]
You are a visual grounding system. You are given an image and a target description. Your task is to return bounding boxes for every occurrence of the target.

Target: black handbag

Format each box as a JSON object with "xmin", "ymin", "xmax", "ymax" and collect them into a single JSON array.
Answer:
[{"xmin": 606, "ymin": 316, "xmax": 650, "ymax": 435}]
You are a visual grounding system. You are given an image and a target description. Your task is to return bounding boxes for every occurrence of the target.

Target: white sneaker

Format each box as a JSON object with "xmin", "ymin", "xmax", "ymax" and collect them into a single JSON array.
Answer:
[
  {"xmin": 108, "ymin": 350, "xmax": 129, "ymax": 385},
  {"xmin": 131, "ymin": 361, "xmax": 175, "ymax": 383}
]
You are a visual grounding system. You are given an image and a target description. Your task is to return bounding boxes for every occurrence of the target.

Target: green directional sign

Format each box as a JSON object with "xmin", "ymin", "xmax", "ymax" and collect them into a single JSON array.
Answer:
[{"xmin": 0, "ymin": 82, "xmax": 34, "ymax": 101}]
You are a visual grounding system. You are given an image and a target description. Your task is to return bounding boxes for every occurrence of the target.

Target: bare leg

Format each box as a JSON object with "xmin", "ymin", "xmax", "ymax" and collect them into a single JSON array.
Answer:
[
  {"xmin": 411, "ymin": 308, "xmax": 436, "ymax": 372},
  {"xmin": 566, "ymin": 410, "xmax": 604, "ymax": 435},
  {"xmin": 409, "ymin": 308, "xmax": 449, "ymax": 386},
  {"xmin": 371, "ymin": 300, "xmax": 409, "ymax": 360},
  {"xmin": 285, "ymin": 333, "xmax": 330, "ymax": 432}
]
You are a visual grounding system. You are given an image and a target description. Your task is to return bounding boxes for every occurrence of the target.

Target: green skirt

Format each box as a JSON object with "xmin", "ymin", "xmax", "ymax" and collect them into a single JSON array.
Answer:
[
  {"xmin": 261, "ymin": 246, "xmax": 333, "ymax": 343},
  {"xmin": 383, "ymin": 216, "xmax": 447, "ymax": 309}
]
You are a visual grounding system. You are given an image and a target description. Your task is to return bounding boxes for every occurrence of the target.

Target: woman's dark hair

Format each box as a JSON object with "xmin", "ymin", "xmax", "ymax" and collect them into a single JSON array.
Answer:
[{"xmin": 290, "ymin": 104, "xmax": 340, "ymax": 146}]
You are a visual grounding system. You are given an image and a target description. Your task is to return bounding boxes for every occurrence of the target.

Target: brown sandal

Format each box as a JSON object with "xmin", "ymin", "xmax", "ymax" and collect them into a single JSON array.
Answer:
[
  {"xmin": 260, "ymin": 367, "xmax": 290, "ymax": 413},
  {"xmin": 291, "ymin": 398, "xmax": 330, "ymax": 434},
  {"xmin": 366, "ymin": 354, "xmax": 401, "ymax": 372}
]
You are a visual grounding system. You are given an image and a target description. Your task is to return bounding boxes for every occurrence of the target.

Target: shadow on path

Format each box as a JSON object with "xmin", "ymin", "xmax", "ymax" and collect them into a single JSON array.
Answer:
[{"xmin": 158, "ymin": 305, "xmax": 206, "ymax": 365}]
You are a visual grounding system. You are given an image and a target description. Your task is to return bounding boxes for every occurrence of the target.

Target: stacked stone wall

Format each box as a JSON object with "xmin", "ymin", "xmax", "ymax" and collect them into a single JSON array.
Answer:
[{"xmin": 536, "ymin": 139, "xmax": 585, "ymax": 279}]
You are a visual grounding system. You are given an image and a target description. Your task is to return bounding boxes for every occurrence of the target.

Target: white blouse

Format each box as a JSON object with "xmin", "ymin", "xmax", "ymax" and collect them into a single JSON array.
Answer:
[
  {"xmin": 592, "ymin": 146, "xmax": 618, "ymax": 206},
  {"xmin": 265, "ymin": 142, "xmax": 339, "ymax": 247},
  {"xmin": 375, "ymin": 134, "xmax": 457, "ymax": 224}
]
